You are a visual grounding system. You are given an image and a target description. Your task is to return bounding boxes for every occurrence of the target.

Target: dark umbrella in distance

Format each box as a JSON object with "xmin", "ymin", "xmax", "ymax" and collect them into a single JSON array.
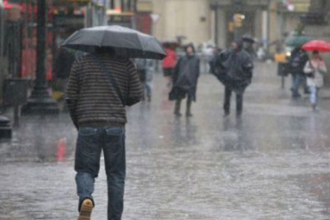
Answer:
[
  {"xmin": 285, "ymin": 35, "xmax": 311, "ymax": 48},
  {"xmin": 62, "ymin": 25, "xmax": 167, "ymax": 60},
  {"xmin": 162, "ymin": 38, "xmax": 180, "ymax": 49},
  {"xmin": 242, "ymin": 35, "xmax": 255, "ymax": 44}
]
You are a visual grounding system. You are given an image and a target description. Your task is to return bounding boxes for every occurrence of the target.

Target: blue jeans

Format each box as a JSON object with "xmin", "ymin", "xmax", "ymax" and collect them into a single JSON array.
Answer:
[
  {"xmin": 309, "ymin": 86, "xmax": 319, "ymax": 105},
  {"xmin": 292, "ymin": 74, "xmax": 308, "ymax": 97},
  {"xmin": 75, "ymin": 127, "xmax": 126, "ymax": 220}
]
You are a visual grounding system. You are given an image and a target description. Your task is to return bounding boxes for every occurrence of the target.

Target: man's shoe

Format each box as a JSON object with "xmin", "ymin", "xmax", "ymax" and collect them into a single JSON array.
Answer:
[
  {"xmin": 78, "ymin": 199, "xmax": 94, "ymax": 220},
  {"xmin": 292, "ymin": 93, "xmax": 301, "ymax": 98},
  {"xmin": 174, "ymin": 112, "xmax": 182, "ymax": 117},
  {"xmin": 186, "ymin": 112, "xmax": 193, "ymax": 117}
]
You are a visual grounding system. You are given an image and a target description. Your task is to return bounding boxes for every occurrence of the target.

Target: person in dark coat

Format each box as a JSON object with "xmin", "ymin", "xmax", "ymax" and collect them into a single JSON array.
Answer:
[
  {"xmin": 242, "ymin": 36, "xmax": 256, "ymax": 59},
  {"xmin": 169, "ymin": 44, "xmax": 200, "ymax": 117},
  {"xmin": 289, "ymin": 47, "xmax": 309, "ymax": 98},
  {"xmin": 221, "ymin": 39, "xmax": 254, "ymax": 117}
]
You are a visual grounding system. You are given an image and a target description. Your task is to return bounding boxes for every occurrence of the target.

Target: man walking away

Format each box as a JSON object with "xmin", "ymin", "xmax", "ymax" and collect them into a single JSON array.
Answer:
[
  {"xmin": 169, "ymin": 44, "xmax": 200, "ymax": 117},
  {"xmin": 66, "ymin": 47, "xmax": 143, "ymax": 220},
  {"xmin": 221, "ymin": 39, "xmax": 254, "ymax": 117}
]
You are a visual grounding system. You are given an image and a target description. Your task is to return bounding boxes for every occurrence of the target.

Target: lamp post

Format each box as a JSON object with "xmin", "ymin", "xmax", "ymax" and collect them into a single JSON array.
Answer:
[
  {"xmin": 22, "ymin": 0, "xmax": 59, "ymax": 115},
  {"xmin": 0, "ymin": 0, "xmax": 12, "ymax": 139}
]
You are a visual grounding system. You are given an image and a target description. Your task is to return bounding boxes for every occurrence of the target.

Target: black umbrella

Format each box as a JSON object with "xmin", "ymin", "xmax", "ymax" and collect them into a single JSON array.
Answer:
[
  {"xmin": 242, "ymin": 35, "xmax": 255, "ymax": 44},
  {"xmin": 62, "ymin": 25, "xmax": 167, "ymax": 60}
]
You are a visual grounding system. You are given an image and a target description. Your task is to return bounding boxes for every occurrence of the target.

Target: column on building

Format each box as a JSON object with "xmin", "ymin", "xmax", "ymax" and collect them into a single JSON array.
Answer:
[{"xmin": 213, "ymin": 6, "xmax": 227, "ymax": 49}]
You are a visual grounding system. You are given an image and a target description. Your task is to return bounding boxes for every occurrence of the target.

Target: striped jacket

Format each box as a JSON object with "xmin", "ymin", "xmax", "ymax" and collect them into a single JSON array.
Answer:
[{"xmin": 66, "ymin": 53, "xmax": 143, "ymax": 128}]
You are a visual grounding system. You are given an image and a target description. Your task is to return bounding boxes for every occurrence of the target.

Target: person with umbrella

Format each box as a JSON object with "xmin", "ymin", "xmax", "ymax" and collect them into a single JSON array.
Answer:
[
  {"xmin": 289, "ymin": 46, "xmax": 309, "ymax": 98},
  {"xmin": 302, "ymin": 40, "xmax": 330, "ymax": 110},
  {"xmin": 63, "ymin": 26, "xmax": 166, "ymax": 220},
  {"xmin": 303, "ymin": 51, "xmax": 327, "ymax": 110},
  {"xmin": 169, "ymin": 44, "xmax": 200, "ymax": 117},
  {"xmin": 216, "ymin": 39, "xmax": 254, "ymax": 117}
]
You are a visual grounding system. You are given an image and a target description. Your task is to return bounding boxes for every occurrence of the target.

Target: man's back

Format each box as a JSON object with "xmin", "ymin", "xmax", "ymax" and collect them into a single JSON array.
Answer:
[
  {"xmin": 223, "ymin": 49, "xmax": 253, "ymax": 81},
  {"xmin": 66, "ymin": 53, "xmax": 143, "ymax": 128}
]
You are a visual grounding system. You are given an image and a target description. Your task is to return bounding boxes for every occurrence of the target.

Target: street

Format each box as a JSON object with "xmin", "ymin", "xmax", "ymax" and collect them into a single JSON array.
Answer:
[{"xmin": 1, "ymin": 62, "xmax": 330, "ymax": 220}]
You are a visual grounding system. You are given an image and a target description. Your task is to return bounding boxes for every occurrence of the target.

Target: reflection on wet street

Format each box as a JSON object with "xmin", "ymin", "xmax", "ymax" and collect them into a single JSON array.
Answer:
[{"xmin": 1, "ymin": 63, "xmax": 330, "ymax": 219}]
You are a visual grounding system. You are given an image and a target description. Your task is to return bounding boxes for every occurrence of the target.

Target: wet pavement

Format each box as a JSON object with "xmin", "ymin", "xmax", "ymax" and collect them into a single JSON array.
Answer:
[{"xmin": 1, "ymin": 62, "xmax": 330, "ymax": 219}]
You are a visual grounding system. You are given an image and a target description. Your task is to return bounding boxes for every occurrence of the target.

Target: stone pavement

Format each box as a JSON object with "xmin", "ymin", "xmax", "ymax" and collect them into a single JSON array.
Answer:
[{"xmin": 1, "ymin": 62, "xmax": 330, "ymax": 219}]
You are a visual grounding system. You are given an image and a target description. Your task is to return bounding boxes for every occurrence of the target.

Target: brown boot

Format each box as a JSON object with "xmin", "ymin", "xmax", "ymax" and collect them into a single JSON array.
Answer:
[{"xmin": 77, "ymin": 199, "xmax": 94, "ymax": 220}]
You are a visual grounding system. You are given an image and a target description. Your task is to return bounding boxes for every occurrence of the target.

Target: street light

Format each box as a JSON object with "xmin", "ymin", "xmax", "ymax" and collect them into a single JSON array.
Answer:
[
  {"xmin": 22, "ymin": 0, "xmax": 59, "ymax": 115},
  {"xmin": 233, "ymin": 13, "xmax": 245, "ymax": 28},
  {"xmin": 0, "ymin": 1, "xmax": 12, "ymax": 138}
]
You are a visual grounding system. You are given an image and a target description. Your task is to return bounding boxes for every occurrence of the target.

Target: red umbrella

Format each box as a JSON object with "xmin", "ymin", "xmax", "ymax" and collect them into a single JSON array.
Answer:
[
  {"xmin": 302, "ymin": 40, "xmax": 330, "ymax": 53},
  {"xmin": 3, "ymin": 0, "xmax": 13, "ymax": 10}
]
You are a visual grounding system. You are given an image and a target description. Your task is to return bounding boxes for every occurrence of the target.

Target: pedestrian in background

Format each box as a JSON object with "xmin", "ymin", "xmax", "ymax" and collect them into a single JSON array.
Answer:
[
  {"xmin": 53, "ymin": 48, "xmax": 77, "ymax": 104},
  {"xmin": 66, "ymin": 47, "xmax": 143, "ymax": 220},
  {"xmin": 289, "ymin": 47, "xmax": 309, "ymax": 98},
  {"xmin": 169, "ymin": 44, "xmax": 200, "ymax": 117},
  {"xmin": 162, "ymin": 46, "xmax": 177, "ymax": 87},
  {"xmin": 304, "ymin": 51, "xmax": 327, "ymax": 110},
  {"xmin": 242, "ymin": 36, "xmax": 256, "ymax": 59},
  {"xmin": 221, "ymin": 39, "xmax": 254, "ymax": 117},
  {"xmin": 136, "ymin": 58, "xmax": 154, "ymax": 102}
]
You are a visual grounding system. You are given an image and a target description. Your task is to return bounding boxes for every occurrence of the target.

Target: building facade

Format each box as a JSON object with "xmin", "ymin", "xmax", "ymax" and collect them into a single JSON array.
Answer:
[
  {"xmin": 150, "ymin": 0, "xmax": 213, "ymax": 46},
  {"xmin": 210, "ymin": 0, "xmax": 311, "ymax": 50},
  {"xmin": 142, "ymin": 0, "xmax": 310, "ymax": 50}
]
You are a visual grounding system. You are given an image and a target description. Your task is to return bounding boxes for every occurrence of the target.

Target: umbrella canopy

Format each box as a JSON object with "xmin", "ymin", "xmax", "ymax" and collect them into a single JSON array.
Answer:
[
  {"xmin": 302, "ymin": 40, "xmax": 330, "ymax": 53},
  {"xmin": 242, "ymin": 35, "xmax": 255, "ymax": 44},
  {"xmin": 285, "ymin": 35, "xmax": 311, "ymax": 47},
  {"xmin": 62, "ymin": 25, "xmax": 167, "ymax": 60}
]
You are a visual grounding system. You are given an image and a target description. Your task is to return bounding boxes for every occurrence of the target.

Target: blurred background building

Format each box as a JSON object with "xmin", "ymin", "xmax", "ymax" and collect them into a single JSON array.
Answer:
[
  {"xmin": 149, "ymin": 0, "xmax": 312, "ymax": 50},
  {"xmin": 1, "ymin": 0, "xmax": 330, "ymax": 101}
]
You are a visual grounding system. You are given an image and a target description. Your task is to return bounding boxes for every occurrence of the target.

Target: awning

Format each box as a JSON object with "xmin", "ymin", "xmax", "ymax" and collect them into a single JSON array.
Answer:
[
  {"xmin": 3, "ymin": 0, "xmax": 21, "ymax": 10},
  {"xmin": 53, "ymin": 0, "xmax": 107, "ymax": 7}
]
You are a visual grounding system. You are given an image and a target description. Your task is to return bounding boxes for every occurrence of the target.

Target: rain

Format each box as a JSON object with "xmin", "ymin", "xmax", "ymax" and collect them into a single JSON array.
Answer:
[{"xmin": 1, "ymin": 0, "xmax": 330, "ymax": 220}]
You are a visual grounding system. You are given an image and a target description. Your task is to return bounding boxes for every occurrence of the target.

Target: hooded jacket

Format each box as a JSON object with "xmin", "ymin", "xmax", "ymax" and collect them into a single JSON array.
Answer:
[{"xmin": 169, "ymin": 54, "xmax": 200, "ymax": 101}]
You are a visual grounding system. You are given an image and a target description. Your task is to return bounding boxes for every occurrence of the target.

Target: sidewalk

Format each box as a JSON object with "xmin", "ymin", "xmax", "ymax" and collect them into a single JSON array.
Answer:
[{"xmin": 1, "ymin": 62, "xmax": 330, "ymax": 219}]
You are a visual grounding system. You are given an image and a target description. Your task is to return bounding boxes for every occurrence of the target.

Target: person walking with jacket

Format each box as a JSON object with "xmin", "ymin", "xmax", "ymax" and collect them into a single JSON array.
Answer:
[
  {"xmin": 162, "ymin": 46, "xmax": 177, "ymax": 87},
  {"xmin": 66, "ymin": 47, "xmax": 143, "ymax": 220},
  {"xmin": 304, "ymin": 51, "xmax": 327, "ymax": 110},
  {"xmin": 289, "ymin": 47, "xmax": 309, "ymax": 98},
  {"xmin": 221, "ymin": 40, "xmax": 254, "ymax": 117},
  {"xmin": 169, "ymin": 44, "xmax": 200, "ymax": 117}
]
